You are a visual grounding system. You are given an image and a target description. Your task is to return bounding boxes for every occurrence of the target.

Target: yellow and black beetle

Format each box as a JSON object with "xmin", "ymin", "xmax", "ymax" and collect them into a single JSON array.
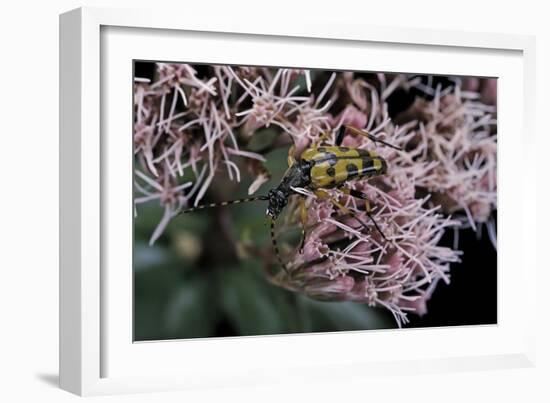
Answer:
[{"xmin": 178, "ymin": 125, "xmax": 401, "ymax": 273}]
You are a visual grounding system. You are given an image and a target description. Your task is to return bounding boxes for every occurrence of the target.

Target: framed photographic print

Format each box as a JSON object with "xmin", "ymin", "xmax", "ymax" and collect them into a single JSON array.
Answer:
[
  {"xmin": 132, "ymin": 60, "xmax": 497, "ymax": 339},
  {"xmin": 59, "ymin": 6, "xmax": 537, "ymax": 396}
]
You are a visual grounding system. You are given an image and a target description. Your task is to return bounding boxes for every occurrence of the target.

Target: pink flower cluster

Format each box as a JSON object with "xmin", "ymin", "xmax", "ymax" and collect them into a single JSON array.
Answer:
[
  {"xmin": 395, "ymin": 79, "xmax": 497, "ymax": 246},
  {"xmin": 134, "ymin": 63, "xmax": 497, "ymax": 325}
]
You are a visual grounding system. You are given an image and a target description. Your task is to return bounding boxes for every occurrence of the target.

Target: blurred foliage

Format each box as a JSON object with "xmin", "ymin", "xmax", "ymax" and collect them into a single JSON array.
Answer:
[{"xmin": 134, "ymin": 145, "xmax": 395, "ymax": 341}]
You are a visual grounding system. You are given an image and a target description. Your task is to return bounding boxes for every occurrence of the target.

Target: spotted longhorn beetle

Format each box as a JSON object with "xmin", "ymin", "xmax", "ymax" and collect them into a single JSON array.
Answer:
[{"xmin": 178, "ymin": 125, "xmax": 401, "ymax": 273}]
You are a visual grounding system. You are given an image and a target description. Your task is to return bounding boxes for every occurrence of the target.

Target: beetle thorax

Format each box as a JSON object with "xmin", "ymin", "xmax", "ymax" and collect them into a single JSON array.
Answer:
[{"xmin": 266, "ymin": 161, "xmax": 311, "ymax": 218}]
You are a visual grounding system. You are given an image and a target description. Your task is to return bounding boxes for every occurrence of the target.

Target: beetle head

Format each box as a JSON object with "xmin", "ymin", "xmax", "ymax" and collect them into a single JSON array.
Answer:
[{"xmin": 266, "ymin": 188, "xmax": 288, "ymax": 219}]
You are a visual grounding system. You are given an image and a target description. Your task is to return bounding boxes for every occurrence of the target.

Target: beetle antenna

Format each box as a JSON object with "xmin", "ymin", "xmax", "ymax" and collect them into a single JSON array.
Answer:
[
  {"xmin": 270, "ymin": 218, "xmax": 289, "ymax": 274},
  {"xmin": 344, "ymin": 125, "xmax": 403, "ymax": 151},
  {"xmin": 177, "ymin": 195, "xmax": 268, "ymax": 215}
]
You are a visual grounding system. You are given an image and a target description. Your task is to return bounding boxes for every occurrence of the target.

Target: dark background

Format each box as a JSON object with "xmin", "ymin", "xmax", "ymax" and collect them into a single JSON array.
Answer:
[{"xmin": 407, "ymin": 218, "xmax": 497, "ymax": 328}]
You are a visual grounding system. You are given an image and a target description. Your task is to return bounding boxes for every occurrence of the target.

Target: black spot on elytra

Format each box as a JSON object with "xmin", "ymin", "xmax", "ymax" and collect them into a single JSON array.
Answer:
[
  {"xmin": 360, "ymin": 156, "xmax": 386, "ymax": 177},
  {"xmin": 325, "ymin": 153, "xmax": 338, "ymax": 166},
  {"xmin": 362, "ymin": 156, "xmax": 374, "ymax": 170},
  {"xmin": 317, "ymin": 147, "xmax": 327, "ymax": 152},
  {"xmin": 346, "ymin": 163, "xmax": 358, "ymax": 176},
  {"xmin": 326, "ymin": 167, "xmax": 335, "ymax": 177}
]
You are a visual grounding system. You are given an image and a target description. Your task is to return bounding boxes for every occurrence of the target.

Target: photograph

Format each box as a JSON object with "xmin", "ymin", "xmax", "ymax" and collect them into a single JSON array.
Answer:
[{"xmin": 132, "ymin": 61, "xmax": 497, "ymax": 341}]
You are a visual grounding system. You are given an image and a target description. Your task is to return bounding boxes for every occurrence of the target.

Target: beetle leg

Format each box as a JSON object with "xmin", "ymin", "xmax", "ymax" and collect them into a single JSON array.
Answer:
[
  {"xmin": 314, "ymin": 189, "xmax": 376, "ymax": 237},
  {"xmin": 299, "ymin": 197, "xmax": 307, "ymax": 253},
  {"xmin": 341, "ymin": 187, "xmax": 388, "ymax": 240},
  {"xmin": 314, "ymin": 189, "xmax": 331, "ymax": 200},
  {"xmin": 344, "ymin": 125, "xmax": 402, "ymax": 151},
  {"xmin": 287, "ymin": 144, "xmax": 297, "ymax": 167},
  {"xmin": 312, "ymin": 131, "xmax": 333, "ymax": 148}
]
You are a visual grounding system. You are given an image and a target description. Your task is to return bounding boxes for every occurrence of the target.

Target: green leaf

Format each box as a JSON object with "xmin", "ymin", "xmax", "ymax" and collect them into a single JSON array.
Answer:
[
  {"xmin": 133, "ymin": 242, "xmax": 173, "ymax": 273},
  {"xmin": 217, "ymin": 265, "xmax": 294, "ymax": 335},
  {"xmin": 246, "ymin": 128, "xmax": 278, "ymax": 151},
  {"xmin": 133, "ymin": 264, "xmax": 182, "ymax": 341},
  {"xmin": 299, "ymin": 298, "xmax": 395, "ymax": 332},
  {"xmin": 163, "ymin": 277, "xmax": 219, "ymax": 339}
]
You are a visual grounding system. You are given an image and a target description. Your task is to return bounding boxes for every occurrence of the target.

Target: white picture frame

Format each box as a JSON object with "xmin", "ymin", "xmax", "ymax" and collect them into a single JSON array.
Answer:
[{"xmin": 59, "ymin": 6, "xmax": 537, "ymax": 396}]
